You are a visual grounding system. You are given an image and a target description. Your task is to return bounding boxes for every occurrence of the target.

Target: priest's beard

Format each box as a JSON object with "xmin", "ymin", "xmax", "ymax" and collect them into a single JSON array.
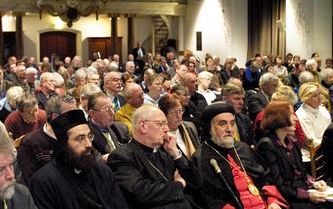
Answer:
[
  {"xmin": 211, "ymin": 136, "xmax": 234, "ymax": 149},
  {"xmin": 0, "ymin": 180, "xmax": 15, "ymax": 200},
  {"xmin": 64, "ymin": 146, "xmax": 97, "ymax": 170}
]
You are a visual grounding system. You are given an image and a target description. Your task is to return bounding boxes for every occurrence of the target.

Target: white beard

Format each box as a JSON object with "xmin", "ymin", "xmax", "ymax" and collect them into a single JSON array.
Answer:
[
  {"xmin": 212, "ymin": 136, "xmax": 234, "ymax": 148},
  {"xmin": 0, "ymin": 182, "xmax": 15, "ymax": 200}
]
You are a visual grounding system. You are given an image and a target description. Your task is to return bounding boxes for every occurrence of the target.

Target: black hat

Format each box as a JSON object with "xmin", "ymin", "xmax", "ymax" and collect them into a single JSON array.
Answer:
[
  {"xmin": 200, "ymin": 101, "xmax": 235, "ymax": 140},
  {"xmin": 50, "ymin": 109, "xmax": 88, "ymax": 144}
]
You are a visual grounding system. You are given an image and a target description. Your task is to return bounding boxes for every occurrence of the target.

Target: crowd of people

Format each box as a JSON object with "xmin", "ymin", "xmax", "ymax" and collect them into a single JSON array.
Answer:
[{"xmin": 1, "ymin": 44, "xmax": 333, "ymax": 209}]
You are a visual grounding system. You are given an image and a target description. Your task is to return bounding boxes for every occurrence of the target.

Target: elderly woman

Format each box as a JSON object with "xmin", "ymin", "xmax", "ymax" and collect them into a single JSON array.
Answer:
[
  {"xmin": 257, "ymin": 101, "xmax": 330, "ymax": 209},
  {"xmin": 295, "ymin": 82, "xmax": 331, "ymax": 162},
  {"xmin": 143, "ymin": 73, "xmax": 163, "ymax": 106},
  {"xmin": 158, "ymin": 94, "xmax": 200, "ymax": 158},
  {"xmin": 197, "ymin": 71, "xmax": 217, "ymax": 105}
]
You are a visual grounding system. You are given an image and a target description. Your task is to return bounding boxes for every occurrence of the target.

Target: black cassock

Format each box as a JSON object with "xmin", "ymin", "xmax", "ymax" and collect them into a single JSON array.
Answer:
[
  {"xmin": 29, "ymin": 159, "xmax": 129, "ymax": 209},
  {"xmin": 192, "ymin": 140, "xmax": 269, "ymax": 209},
  {"xmin": 108, "ymin": 139, "xmax": 203, "ymax": 209}
]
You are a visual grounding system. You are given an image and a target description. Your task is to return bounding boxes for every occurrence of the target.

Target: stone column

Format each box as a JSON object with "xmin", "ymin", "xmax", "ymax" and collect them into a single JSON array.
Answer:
[
  {"xmin": 127, "ymin": 15, "xmax": 133, "ymax": 55},
  {"xmin": 15, "ymin": 14, "xmax": 23, "ymax": 59},
  {"xmin": 111, "ymin": 14, "xmax": 118, "ymax": 56}
]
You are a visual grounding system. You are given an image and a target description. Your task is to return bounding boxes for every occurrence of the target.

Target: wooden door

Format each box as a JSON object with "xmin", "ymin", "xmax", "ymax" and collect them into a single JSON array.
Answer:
[
  {"xmin": 88, "ymin": 37, "xmax": 122, "ymax": 60},
  {"xmin": 40, "ymin": 31, "xmax": 76, "ymax": 62}
]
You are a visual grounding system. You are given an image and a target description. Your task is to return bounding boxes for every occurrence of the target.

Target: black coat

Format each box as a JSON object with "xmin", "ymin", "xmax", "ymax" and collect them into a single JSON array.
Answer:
[
  {"xmin": 108, "ymin": 140, "xmax": 203, "ymax": 209},
  {"xmin": 256, "ymin": 133, "xmax": 326, "ymax": 209},
  {"xmin": 246, "ymin": 90, "xmax": 269, "ymax": 120},
  {"xmin": 30, "ymin": 160, "xmax": 129, "ymax": 209},
  {"xmin": 192, "ymin": 141, "xmax": 268, "ymax": 209},
  {"xmin": 89, "ymin": 120, "xmax": 129, "ymax": 155}
]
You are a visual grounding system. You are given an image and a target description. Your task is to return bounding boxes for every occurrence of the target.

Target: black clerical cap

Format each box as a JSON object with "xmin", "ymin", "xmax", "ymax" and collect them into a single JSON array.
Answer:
[
  {"xmin": 200, "ymin": 101, "xmax": 235, "ymax": 139},
  {"xmin": 50, "ymin": 109, "xmax": 88, "ymax": 144}
]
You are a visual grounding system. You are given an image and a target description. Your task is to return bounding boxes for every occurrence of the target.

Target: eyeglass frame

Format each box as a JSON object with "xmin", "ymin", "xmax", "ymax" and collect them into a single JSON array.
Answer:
[
  {"xmin": 143, "ymin": 120, "xmax": 168, "ymax": 128},
  {"xmin": 71, "ymin": 133, "xmax": 95, "ymax": 143}
]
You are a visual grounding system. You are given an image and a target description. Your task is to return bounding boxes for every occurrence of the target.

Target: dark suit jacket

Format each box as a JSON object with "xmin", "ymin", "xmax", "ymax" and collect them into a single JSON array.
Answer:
[
  {"xmin": 108, "ymin": 140, "xmax": 202, "ymax": 209},
  {"xmin": 247, "ymin": 90, "xmax": 269, "ymax": 120},
  {"xmin": 132, "ymin": 47, "xmax": 146, "ymax": 60},
  {"xmin": 89, "ymin": 120, "xmax": 130, "ymax": 155},
  {"xmin": 235, "ymin": 113, "xmax": 254, "ymax": 146}
]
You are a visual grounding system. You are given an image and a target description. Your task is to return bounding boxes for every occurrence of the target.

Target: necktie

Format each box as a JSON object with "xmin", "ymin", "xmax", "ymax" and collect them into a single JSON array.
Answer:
[
  {"xmin": 101, "ymin": 129, "xmax": 117, "ymax": 152},
  {"xmin": 113, "ymin": 96, "xmax": 120, "ymax": 111}
]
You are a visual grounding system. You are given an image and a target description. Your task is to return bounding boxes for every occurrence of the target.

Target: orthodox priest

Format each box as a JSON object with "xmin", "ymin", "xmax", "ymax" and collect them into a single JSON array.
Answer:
[
  {"xmin": 192, "ymin": 102, "xmax": 288, "ymax": 209},
  {"xmin": 29, "ymin": 109, "xmax": 129, "ymax": 209}
]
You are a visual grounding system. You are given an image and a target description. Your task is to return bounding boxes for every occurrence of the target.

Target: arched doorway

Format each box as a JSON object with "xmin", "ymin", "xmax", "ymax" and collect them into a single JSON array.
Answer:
[{"xmin": 40, "ymin": 31, "xmax": 76, "ymax": 62}]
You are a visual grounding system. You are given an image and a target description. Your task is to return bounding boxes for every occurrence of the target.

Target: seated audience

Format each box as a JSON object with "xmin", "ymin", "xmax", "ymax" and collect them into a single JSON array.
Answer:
[
  {"xmin": 222, "ymin": 82, "xmax": 254, "ymax": 145},
  {"xmin": 0, "ymin": 86, "xmax": 25, "ymax": 122},
  {"xmin": 197, "ymin": 71, "xmax": 216, "ymax": 105},
  {"xmin": 5, "ymin": 94, "xmax": 47, "ymax": 140},
  {"xmin": 103, "ymin": 71, "xmax": 125, "ymax": 112},
  {"xmin": 18, "ymin": 95, "xmax": 76, "ymax": 185},
  {"xmin": 29, "ymin": 109, "xmax": 129, "ymax": 209},
  {"xmin": 35, "ymin": 72, "xmax": 57, "ymax": 110},
  {"xmin": 87, "ymin": 92, "xmax": 129, "ymax": 156},
  {"xmin": 296, "ymin": 82, "xmax": 331, "ymax": 162},
  {"xmin": 115, "ymin": 83, "xmax": 144, "ymax": 136},
  {"xmin": 159, "ymin": 94, "xmax": 200, "ymax": 158},
  {"xmin": 0, "ymin": 124, "xmax": 38, "ymax": 209},
  {"xmin": 143, "ymin": 73, "xmax": 163, "ymax": 106},
  {"xmin": 257, "ymin": 101, "xmax": 331, "ymax": 209},
  {"xmin": 193, "ymin": 102, "xmax": 287, "ymax": 209},
  {"xmin": 108, "ymin": 105, "xmax": 202, "ymax": 209},
  {"xmin": 247, "ymin": 72, "xmax": 279, "ymax": 120}
]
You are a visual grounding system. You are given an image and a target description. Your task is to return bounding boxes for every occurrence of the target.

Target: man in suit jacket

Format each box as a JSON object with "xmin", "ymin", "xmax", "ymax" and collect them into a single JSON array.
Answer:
[
  {"xmin": 103, "ymin": 71, "xmax": 126, "ymax": 112},
  {"xmin": 132, "ymin": 41, "xmax": 146, "ymax": 73},
  {"xmin": 108, "ymin": 105, "xmax": 202, "ymax": 209},
  {"xmin": 247, "ymin": 72, "xmax": 279, "ymax": 120},
  {"xmin": 88, "ymin": 92, "xmax": 129, "ymax": 158}
]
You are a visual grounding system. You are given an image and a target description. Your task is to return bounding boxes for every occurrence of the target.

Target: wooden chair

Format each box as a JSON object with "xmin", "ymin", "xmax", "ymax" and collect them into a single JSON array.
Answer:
[{"xmin": 308, "ymin": 138, "xmax": 327, "ymax": 181}]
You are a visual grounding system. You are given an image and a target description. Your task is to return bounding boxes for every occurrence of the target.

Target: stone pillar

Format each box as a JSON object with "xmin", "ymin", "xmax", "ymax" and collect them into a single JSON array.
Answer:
[
  {"xmin": 15, "ymin": 14, "xmax": 23, "ymax": 59},
  {"xmin": 111, "ymin": 14, "xmax": 118, "ymax": 56},
  {"xmin": 127, "ymin": 15, "xmax": 133, "ymax": 55}
]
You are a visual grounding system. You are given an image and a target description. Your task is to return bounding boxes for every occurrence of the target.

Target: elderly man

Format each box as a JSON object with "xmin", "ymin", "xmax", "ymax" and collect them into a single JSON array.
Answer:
[
  {"xmin": 192, "ymin": 102, "xmax": 287, "ymax": 209},
  {"xmin": 108, "ymin": 105, "xmax": 202, "ymax": 209},
  {"xmin": 35, "ymin": 72, "xmax": 57, "ymax": 110},
  {"xmin": 5, "ymin": 94, "xmax": 47, "ymax": 139},
  {"xmin": 29, "ymin": 109, "xmax": 129, "ymax": 209},
  {"xmin": 18, "ymin": 95, "xmax": 77, "ymax": 185},
  {"xmin": 0, "ymin": 122, "xmax": 38, "ymax": 209},
  {"xmin": 115, "ymin": 83, "xmax": 144, "ymax": 136},
  {"xmin": 88, "ymin": 92, "xmax": 129, "ymax": 156},
  {"xmin": 222, "ymin": 82, "xmax": 254, "ymax": 146},
  {"xmin": 247, "ymin": 72, "xmax": 279, "ymax": 120},
  {"xmin": 104, "ymin": 71, "xmax": 125, "ymax": 111}
]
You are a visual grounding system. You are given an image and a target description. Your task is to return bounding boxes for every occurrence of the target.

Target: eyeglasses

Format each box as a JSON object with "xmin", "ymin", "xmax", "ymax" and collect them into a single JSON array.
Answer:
[
  {"xmin": 168, "ymin": 108, "xmax": 185, "ymax": 116},
  {"xmin": 72, "ymin": 133, "xmax": 95, "ymax": 143},
  {"xmin": 144, "ymin": 120, "xmax": 168, "ymax": 128},
  {"xmin": 94, "ymin": 106, "xmax": 114, "ymax": 113}
]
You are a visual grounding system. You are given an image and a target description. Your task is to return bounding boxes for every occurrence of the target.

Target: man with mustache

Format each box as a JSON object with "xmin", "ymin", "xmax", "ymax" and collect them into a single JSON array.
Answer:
[
  {"xmin": 0, "ymin": 122, "xmax": 37, "ymax": 209},
  {"xmin": 29, "ymin": 109, "xmax": 129, "ymax": 209},
  {"xmin": 192, "ymin": 102, "xmax": 287, "ymax": 209}
]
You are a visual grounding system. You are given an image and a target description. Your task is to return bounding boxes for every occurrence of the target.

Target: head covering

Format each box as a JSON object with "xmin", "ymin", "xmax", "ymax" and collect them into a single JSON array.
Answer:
[
  {"xmin": 298, "ymin": 82, "xmax": 319, "ymax": 103},
  {"xmin": 200, "ymin": 101, "xmax": 235, "ymax": 140},
  {"xmin": 50, "ymin": 109, "xmax": 87, "ymax": 144}
]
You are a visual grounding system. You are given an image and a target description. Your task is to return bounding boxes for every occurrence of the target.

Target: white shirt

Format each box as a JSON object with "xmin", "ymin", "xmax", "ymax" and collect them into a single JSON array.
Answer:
[
  {"xmin": 296, "ymin": 103, "xmax": 331, "ymax": 161},
  {"xmin": 197, "ymin": 89, "xmax": 216, "ymax": 105}
]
